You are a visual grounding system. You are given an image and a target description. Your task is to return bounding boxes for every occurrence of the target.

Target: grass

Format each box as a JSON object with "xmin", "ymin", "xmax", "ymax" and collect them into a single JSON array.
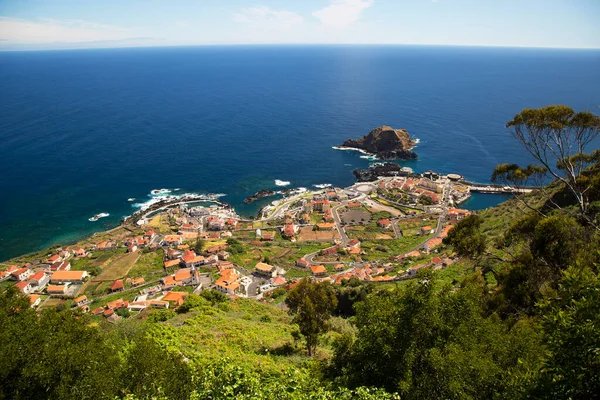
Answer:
[
  {"xmin": 93, "ymin": 251, "xmax": 140, "ymax": 281},
  {"xmin": 127, "ymin": 249, "xmax": 165, "ymax": 281},
  {"xmin": 149, "ymin": 298, "xmax": 308, "ymax": 376},
  {"xmin": 360, "ymin": 236, "xmax": 431, "ymax": 260}
]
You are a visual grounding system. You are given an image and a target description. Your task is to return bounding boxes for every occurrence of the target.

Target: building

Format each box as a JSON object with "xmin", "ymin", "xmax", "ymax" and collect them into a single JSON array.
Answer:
[
  {"xmin": 317, "ymin": 223, "xmax": 335, "ymax": 230},
  {"xmin": 72, "ymin": 247, "xmax": 87, "ymax": 257},
  {"xmin": 408, "ymin": 264, "xmax": 427, "ymax": 277},
  {"xmin": 162, "ymin": 291, "xmax": 188, "ymax": 307},
  {"xmin": 424, "ymin": 237, "xmax": 443, "ymax": 253},
  {"xmin": 282, "ymin": 224, "xmax": 297, "ymax": 239},
  {"xmin": 447, "ymin": 208, "xmax": 471, "ymax": 222},
  {"xmin": 110, "ymin": 280, "xmax": 124, "ymax": 292},
  {"xmin": 334, "ymin": 263, "xmax": 345, "ymax": 272},
  {"xmin": 296, "ymin": 258, "xmax": 310, "ymax": 268},
  {"xmin": 310, "ymin": 199, "xmax": 331, "ymax": 212},
  {"xmin": 28, "ymin": 294, "xmax": 41, "ymax": 308},
  {"xmin": 74, "ymin": 295, "xmax": 88, "ymax": 307},
  {"xmin": 181, "ymin": 250, "xmax": 205, "ymax": 268},
  {"xmin": 47, "ymin": 285, "xmax": 67, "ymax": 296},
  {"xmin": 261, "ymin": 231, "xmax": 275, "ymax": 241},
  {"xmin": 47, "ymin": 254, "xmax": 62, "ymax": 264},
  {"xmin": 377, "ymin": 219, "xmax": 392, "ymax": 229},
  {"xmin": 15, "ymin": 281, "xmax": 32, "ymax": 294},
  {"xmin": 29, "ymin": 271, "xmax": 50, "ymax": 290},
  {"xmin": 50, "ymin": 270, "xmax": 88, "ymax": 284},
  {"xmin": 311, "ymin": 265, "xmax": 328, "ymax": 278},
  {"xmin": 163, "ymin": 235, "xmax": 183, "ymax": 246},
  {"xmin": 255, "ymin": 262, "xmax": 277, "ymax": 278},
  {"xmin": 10, "ymin": 267, "xmax": 32, "ymax": 281},
  {"xmin": 215, "ymin": 269, "xmax": 241, "ymax": 295}
]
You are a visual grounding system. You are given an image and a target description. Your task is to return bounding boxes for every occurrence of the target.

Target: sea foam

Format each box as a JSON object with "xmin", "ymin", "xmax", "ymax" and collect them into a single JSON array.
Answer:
[{"xmin": 275, "ymin": 179, "xmax": 291, "ymax": 187}]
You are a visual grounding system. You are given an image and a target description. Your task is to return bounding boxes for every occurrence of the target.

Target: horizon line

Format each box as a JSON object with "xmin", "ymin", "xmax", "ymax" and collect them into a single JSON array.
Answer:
[{"xmin": 1, "ymin": 42, "xmax": 600, "ymax": 53}]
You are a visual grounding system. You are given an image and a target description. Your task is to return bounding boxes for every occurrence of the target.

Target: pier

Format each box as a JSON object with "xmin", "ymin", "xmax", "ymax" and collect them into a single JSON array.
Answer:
[{"xmin": 463, "ymin": 181, "xmax": 539, "ymax": 194}]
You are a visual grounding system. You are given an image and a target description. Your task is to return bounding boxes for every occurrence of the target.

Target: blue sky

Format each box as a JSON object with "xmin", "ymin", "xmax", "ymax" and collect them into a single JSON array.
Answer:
[{"xmin": 0, "ymin": 0, "xmax": 599, "ymax": 50}]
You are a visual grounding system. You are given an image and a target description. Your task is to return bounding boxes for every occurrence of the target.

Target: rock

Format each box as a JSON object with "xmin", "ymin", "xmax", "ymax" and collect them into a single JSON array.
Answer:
[
  {"xmin": 353, "ymin": 163, "xmax": 404, "ymax": 182},
  {"xmin": 340, "ymin": 126, "xmax": 418, "ymax": 160},
  {"xmin": 244, "ymin": 190, "xmax": 276, "ymax": 204}
]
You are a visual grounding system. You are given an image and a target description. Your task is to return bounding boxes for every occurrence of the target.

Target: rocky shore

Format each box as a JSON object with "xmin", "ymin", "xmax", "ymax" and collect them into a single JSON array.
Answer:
[
  {"xmin": 244, "ymin": 189, "xmax": 276, "ymax": 204},
  {"xmin": 339, "ymin": 125, "xmax": 418, "ymax": 160}
]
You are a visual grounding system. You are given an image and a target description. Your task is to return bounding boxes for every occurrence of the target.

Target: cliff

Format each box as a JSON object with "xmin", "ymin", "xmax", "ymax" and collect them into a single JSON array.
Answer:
[{"xmin": 340, "ymin": 126, "xmax": 418, "ymax": 160}]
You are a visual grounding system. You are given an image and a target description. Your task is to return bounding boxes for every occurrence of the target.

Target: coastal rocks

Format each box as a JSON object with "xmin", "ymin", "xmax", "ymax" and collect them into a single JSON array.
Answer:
[
  {"xmin": 353, "ymin": 162, "xmax": 405, "ymax": 182},
  {"xmin": 244, "ymin": 190, "xmax": 276, "ymax": 204},
  {"xmin": 339, "ymin": 126, "xmax": 418, "ymax": 160}
]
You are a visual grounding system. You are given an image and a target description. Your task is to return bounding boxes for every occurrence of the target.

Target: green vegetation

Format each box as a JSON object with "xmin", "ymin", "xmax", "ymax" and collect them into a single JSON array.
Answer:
[{"xmin": 3, "ymin": 105, "xmax": 599, "ymax": 399}]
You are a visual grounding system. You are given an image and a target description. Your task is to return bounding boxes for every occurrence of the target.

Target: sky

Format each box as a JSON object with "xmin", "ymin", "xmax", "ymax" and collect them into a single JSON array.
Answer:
[{"xmin": 0, "ymin": 0, "xmax": 599, "ymax": 50}]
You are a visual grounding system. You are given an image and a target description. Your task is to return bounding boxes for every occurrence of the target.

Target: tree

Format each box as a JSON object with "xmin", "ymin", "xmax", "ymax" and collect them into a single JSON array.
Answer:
[
  {"xmin": 533, "ymin": 266, "xmax": 600, "ymax": 399},
  {"xmin": 193, "ymin": 237, "xmax": 205, "ymax": 253},
  {"xmin": 285, "ymin": 278, "xmax": 338, "ymax": 356},
  {"xmin": 443, "ymin": 214, "xmax": 487, "ymax": 261},
  {"xmin": 492, "ymin": 105, "xmax": 600, "ymax": 225}
]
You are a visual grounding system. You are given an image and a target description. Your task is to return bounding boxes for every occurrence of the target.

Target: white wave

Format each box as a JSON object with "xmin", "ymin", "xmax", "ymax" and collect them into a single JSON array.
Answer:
[
  {"xmin": 275, "ymin": 179, "xmax": 291, "ymax": 187},
  {"xmin": 360, "ymin": 155, "xmax": 379, "ymax": 160},
  {"xmin": 127, "ymin": 198, "xmax": 136, "ymax": 202},
  {"xmin": 150, "ymin": 188, "xmax": 172, "ymax": 195},
  {"xmin": 132, "ymin": 191, "xmax": 227, "ymax": 212},
  {"xmin": 88, "ymin": 213, "xmax": 109, "ymax": 222},
  {"xmin": 313, "ymin": 183, "xmax": 332, "ymax": 189},
  {"xmin": 414, "ymin": 138, "xmax": 420, "ymax": 144},
  {"xmin": 344, "ymin": 164, "xmax": 353, "ymax": 166},
  {"xmin": 332, "ymin": 146, "xmax": 372, "ymax": 155},
  {"xmin": 174, "ymin": 188, "xmax": 181, "ymax": 191}
]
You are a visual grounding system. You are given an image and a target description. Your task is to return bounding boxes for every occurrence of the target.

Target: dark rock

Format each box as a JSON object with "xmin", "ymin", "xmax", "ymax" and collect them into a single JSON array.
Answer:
[
  {"xmin": 339, "ymin": 126, "xmax": 418, "ymax": 160},
  {"xmin": 353, "ymin": 163, "xmax": 404, "ymax": 182},
  {"xmin": 244, "ymin": 190, "xmax": 276, "ymax": 204}
]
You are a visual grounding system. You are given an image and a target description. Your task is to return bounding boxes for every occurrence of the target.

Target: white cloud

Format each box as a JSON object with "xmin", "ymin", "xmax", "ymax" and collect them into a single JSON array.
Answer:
[
  {"xmin": 0, "ymin": 17, "xmax": 150, "ymax": 45},
  {"xmin": 233, "ymin": 6, "xmax": 303, "ymax": 28},
  {"xmin": 313, "ymin": 0, "xmax": 374, "ymax": 29}
]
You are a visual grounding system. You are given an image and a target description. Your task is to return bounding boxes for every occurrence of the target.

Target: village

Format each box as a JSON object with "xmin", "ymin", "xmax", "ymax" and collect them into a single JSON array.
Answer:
[{"xmin": 0, "ymin": 172, "xmax": 474, "ymax": 322}]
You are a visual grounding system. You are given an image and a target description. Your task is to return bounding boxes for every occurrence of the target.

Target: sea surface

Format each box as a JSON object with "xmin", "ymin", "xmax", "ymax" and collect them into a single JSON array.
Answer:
[{"xmin": 1, "ymin": 45, "xmax": 599, "ymax": 261}]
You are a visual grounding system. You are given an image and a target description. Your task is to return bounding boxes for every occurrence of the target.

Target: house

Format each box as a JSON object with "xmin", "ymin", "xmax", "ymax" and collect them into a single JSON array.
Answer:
[
  {"xmin": 74, "ymin": 295, "xmax": 88, "ymax": 307},
  {"xmin": 127, "ymin": 244, "xmax": 138, "ymax": 253},
  {"xmin": 377, "ymin": 219, "xmax": 392, "ymax": 229},
  {"xmin": 173, "ymin": 268, "xmax": 201, "ymax": 286},
  {"xmin": 282, "ymin": 224, "xmax": 297, "ymax": 239},
  {"xmin": 49, "ymin": 261, "xmax": 71, "ymax": 272},
  {"xmin": 296, "ymin": 258, "xmax": 311, "ymax": 268},
  {"xmin": 149, "ymin": 300, "xmax": 170, "ymax": 309},
  {"xmin": 110, "ymin": 280, "xmax": 124, "ymax": 292},
  {"xmin": 29, "ymin": 271, "xmax": 50, "ymax": 290},
  {"xmin": 206, "ymin": 244, "xmax": 228, "ymax": 254},
  {"xmin": 97, "ymin": 241, "xmax": 116, "ymax": 250},
  {"xmin": 272, "ymin": 276, "xmax": 287, "ymax": 286},
  {"xmin": 103, "ymin": 309, "xmax": 115, "ymax": 318},
  {"xmin": 311, "ymin": 265, "xmax": 328, "ymax": 278},
  {"xmin": 179, "ymin": 223, "xmax": 201, "ymax": 233},
  {"xmin": 166, "ymin": 248, "xmax": 183, "ymax": 260},
  {"xmin": 71, "ymin": 247, "xmax": 87, "ymax": 257},
  {"xmin": 420, "ymin": 226, "xmax": 434, "ymax": 235},
  {"xmin": 348, "ymin": 247, "xmax": 361, "ymax": 255},
  {"xmin": 46, "ymin": 285, "xmax": 67, "ymax": 296},
  {"xmin": 10, "ymin": 267, "xmax": 31, "ymax": 281},
  {"xmin": 163, "ymin": 235, "xmax": 182, "ymax": 246},
  {"xmin": 28, "ymin": 294, "xmax": 41, "ymax": 308},
  {"xmin": 15, "ymin": 281, "xmax": 32, "ymax": 294},
  {"xmin": 131, "ymin": 277, "xmax": 145, "ymax": 287},
  {"xmin": 424, "ymin": 237, "xmax": 443, "ymax": 253},
  {"xmin": 334, "ymin": 263, "xmax": 345, "ymax": 272},
  {"xmin": 47, "ymin": 254, "xmax": 62, "ymax": 264},
  {"xmin": 92, "ymin": 307, "xmax": 105, "ymax": 315},
  {"xmin": 144, "ymin": 230, "xmax": 157, "ymax": 241},
  {"xmin": 347, "ymin": 202, "xmax": 362, "ymax": 208},
  {"xmin": 217, "ymin": 250, "xmax": 230, "ymax": 260},
  {"xmin": 226, "ymin": 218, "xmax": 239, "ymax": 229},
  {"xmin": 0, "ymin": 270, "xmax": 11, "ymax": 282},
  {"xmin": 447, "ymin": 208, "xmax": 471, "ymax": 222},
  {"xmin": 106, "ymin": 298, "xmax": 128, "ymax": 310},
  {"xmin": 51, "ymin": 270, "xmax": 88, "ymax": 284},
  {"xmin": 164, "ymin": 259, "xmax": 181, "ymax": 270},
  {"xmin": 162, "ymin": 291, "xmax": 188, "ymax": 307},
  {"xmin": 261, "ymin": 231, "xmax": 275, "ymax": 241},
  {"xmin": 323, "ymin": 209, "xmax": 334, "ymax": 222},
  {"xmin": 439, "ymin": 224, "xmax": 454, "ymax": 239},
  {"xmin": 215, "ymin": 269, "xmax": 241, "ymax": 295},
  {"xmin": 346, "ymin": 239, "xmax": 360, "ymax": 249},
  {"xmin": 431, "ymin": 257, "xmax": 443, "ymax": 266},
  {"xmin": 255, "ymin": 262, "xmax": 277, "ymax": 278},
  {"xmin": 320, "ymin": 246, "xmax": 339, "ymax": 256},
  {"xmin": 181, "ymin": 250, "xmax": 205, "ymax": 268},
  {"xmin": 408, "ymin": 264, "xmax": 427, "ymax": 277}
]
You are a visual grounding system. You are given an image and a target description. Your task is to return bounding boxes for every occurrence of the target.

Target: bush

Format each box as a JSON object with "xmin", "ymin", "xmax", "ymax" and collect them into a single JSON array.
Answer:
[
  {"xmin": 147, "ymin": 309, "xmax": 175, "ymax": 322},
  {"xmin": 259, "ymin": 315, "xmax": 272, "ymax": 323}
]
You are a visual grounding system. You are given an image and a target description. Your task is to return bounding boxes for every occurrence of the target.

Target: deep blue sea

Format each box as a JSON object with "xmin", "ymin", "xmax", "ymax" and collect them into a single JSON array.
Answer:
[{"xmin": 1, "ymin": 45, "xmax": 599, "ymax": 261}]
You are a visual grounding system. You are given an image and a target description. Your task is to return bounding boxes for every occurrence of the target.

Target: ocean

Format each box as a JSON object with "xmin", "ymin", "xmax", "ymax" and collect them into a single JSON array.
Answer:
[{"xmin": 1, "ymin": 45, "xmax": 599, "ymax": 261}]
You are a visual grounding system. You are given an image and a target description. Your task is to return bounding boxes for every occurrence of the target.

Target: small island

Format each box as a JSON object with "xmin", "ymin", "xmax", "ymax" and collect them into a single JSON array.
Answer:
[{"xmin": 338, "ymin": 125, "xmax": 418, "ymax": 160}]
